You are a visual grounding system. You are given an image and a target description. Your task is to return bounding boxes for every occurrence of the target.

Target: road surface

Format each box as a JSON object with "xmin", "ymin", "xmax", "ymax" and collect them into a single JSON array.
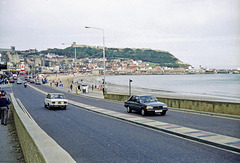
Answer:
[{"xmin": 12, "ymin": 83, "xmax": 240, "ymax": 162}]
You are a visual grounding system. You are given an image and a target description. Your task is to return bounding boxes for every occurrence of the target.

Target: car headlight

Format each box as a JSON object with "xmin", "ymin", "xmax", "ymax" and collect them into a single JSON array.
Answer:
[
  {"xmin": 163, "ymin": 105, "xmax": 167, "ymax": 108},
  {"xmin": 146, "ymin": 106, "xmax": 153, "ymax": 109}
]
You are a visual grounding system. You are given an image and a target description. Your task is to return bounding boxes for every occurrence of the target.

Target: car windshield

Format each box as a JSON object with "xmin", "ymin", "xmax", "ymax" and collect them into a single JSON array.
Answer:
[
  {"xmin": 140, "ymin": 96, "xmax": 158, "ymax": 103},
  {"xmin": 52, "ymin": 94, "xmax": 65, "ymax": 99}
]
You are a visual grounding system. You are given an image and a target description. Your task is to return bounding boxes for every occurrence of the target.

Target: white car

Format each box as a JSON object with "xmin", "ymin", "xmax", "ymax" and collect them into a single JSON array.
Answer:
[
  {"xmin": 17, "ymin": 79, "xmax": 22, "ymax": 84},
  {"xmin": 44, "ymin": 93, "xmax": 68, "ymax": 110}
]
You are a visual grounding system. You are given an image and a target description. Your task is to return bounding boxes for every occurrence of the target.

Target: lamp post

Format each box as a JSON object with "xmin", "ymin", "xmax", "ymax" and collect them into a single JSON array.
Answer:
[
  {"xmin": 129, "ymin": 79, "xmax": 132, "ymax": 96},
  {"xmin": 85, "ymin": 26, "xmax": 106, "ymax": 93}
]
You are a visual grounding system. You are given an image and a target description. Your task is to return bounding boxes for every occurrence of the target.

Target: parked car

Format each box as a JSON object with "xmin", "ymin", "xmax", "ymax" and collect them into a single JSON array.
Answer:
[
  {"xmin": 124, "ymin": 95, "xmax": 168, "ymax": 116},
  {"xmin": 44, "ymin": 93, "xmax": 68, "ymax": 110},
  {"xmin": 17, "ymin": 79, "xmax": 22, "ymax": 84}
]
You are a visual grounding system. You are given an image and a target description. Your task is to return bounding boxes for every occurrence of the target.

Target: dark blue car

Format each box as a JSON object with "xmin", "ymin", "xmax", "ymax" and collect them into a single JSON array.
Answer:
[{"xmin": 124, "ymin": 95, "xmax": 168, "ymax": 116}]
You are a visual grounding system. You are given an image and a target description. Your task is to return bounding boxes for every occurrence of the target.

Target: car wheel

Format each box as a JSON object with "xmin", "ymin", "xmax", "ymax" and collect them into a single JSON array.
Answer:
[
  {"xmin": 44, "ymin": 103, "xmax": 47, "ymax": 108},
  {"xmin": 127, "ymin": 106, "xmax": 132, "ymax": 113},
  {"xmin": 161, "ymin": 111, "xmax": 166, "ymax": 116},
  {"xmin": 48, "ymin": 104, "xmax": 51, "ymax": 110},
  {"xmin": 141, "ymin": 108, "xmax": 146, "ymax": 116}
]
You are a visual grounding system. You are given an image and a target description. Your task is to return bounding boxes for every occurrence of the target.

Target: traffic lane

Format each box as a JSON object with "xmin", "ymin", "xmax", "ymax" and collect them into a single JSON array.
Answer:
[
  {"xmin": 32, "ymin": 84, "xmax": 118, "ymax": 110},
  {"xmin": 12, "ymin": 84, "xmax": 240, "ymax": 162},
  {"xmin": 32, "ymin": 84, "xmax": 240, "ymax": 138}
]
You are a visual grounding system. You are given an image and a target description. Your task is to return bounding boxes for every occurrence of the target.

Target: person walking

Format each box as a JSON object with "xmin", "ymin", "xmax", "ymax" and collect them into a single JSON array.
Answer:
[{"xmin": 0, "ymin": 91, "xmax": 11, "ymax": 125}]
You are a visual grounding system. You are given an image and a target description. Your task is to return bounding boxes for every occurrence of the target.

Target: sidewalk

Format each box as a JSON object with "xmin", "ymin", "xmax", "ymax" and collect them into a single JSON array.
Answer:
[
  {"xmin": 0, "ymin": 116, "xmax": 24, "ymax": 163},
  {"xmin": 46, "ymin": 83, "xmax": 104, "ymax": 99},
  {"xmin": 0, "ymin": 84, "xmax": 24, "ymax": 162}
]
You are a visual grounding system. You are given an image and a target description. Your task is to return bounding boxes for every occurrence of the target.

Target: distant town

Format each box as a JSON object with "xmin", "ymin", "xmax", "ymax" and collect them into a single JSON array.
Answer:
[{"xmin": 1, "ymin": 46, "xmax": 240, "ymax": 76}]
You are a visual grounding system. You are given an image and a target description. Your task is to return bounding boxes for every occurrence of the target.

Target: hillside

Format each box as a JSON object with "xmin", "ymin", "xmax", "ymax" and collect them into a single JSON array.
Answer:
[{"xmin": 41, "ymin": 46, "xmax": 190, "ymax": 68}]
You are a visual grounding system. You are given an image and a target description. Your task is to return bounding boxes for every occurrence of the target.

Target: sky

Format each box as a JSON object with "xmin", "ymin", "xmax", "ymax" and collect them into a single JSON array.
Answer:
[{"xmin": 0, "ymin": 0, "xmax": 239, "ymax": 69}]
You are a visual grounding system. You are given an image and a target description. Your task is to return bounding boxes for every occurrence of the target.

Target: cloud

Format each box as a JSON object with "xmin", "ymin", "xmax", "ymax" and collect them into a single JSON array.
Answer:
[{"xmin": 0, "ymin": 0, "xmax": 239, "ymax": 68}]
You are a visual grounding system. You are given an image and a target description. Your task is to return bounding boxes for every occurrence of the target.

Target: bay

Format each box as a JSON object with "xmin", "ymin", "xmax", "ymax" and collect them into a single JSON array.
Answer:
[{"xmin": 81, "ymin": 74, "xmax": 240, "ymax": 103}]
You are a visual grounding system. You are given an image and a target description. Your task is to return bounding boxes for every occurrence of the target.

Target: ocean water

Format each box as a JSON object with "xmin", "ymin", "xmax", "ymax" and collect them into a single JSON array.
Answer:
[{"xmin": 82, "ymin": 74, "xmax": 240, "ymax": 102}]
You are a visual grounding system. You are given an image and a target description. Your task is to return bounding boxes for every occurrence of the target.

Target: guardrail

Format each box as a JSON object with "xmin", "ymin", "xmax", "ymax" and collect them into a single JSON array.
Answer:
[{"xmin": 10, "ymin": 93, "xmax": 76, "ymax": 163}]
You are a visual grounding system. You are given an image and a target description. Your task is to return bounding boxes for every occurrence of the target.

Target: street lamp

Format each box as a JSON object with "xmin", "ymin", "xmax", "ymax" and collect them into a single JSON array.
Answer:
[
  {"xmin": 85, "ymin": 26, "xmax": 106, "ymax": 93},
  {"xmin": 129, "ymin": 79, "xmax": 132, "ymax": 96}
]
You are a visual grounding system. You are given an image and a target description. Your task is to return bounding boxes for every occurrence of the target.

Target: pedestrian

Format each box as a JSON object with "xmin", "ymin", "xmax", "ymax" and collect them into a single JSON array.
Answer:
[
  {"xmin": 0, "ymin": 91, "xmax": 2, "ymax": 119},
  {"xmin": 0, "ymin": 91, "xmax": 11, "ymax": 125},
  {"xmin": 70, "ymin": 84, "xmax": 73, "ymax": 91}
]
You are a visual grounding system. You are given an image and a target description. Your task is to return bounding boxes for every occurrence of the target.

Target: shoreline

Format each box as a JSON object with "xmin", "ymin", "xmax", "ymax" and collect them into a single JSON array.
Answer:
[{"xmin": 45, "ymin": 74, "xmax": 240, "ymax": 103}]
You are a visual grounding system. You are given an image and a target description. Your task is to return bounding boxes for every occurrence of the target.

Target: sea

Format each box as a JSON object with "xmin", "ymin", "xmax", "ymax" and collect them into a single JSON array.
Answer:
[{"xmin": 79, "ymin": 74, "xmax": 240, "ymax": 103}]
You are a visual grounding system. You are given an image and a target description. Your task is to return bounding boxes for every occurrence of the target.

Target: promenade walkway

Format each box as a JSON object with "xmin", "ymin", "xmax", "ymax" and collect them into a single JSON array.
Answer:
[
  {"xmin": 46, "ymin": 83, "xmax": 104, "ymax": 99},
  {"xmin": 0, "ymin": 124, "xmax": 19, "ymax": 162},
  {"xmin": 0, "ymin": 84, "xmax": 24, "ymax": 163}
]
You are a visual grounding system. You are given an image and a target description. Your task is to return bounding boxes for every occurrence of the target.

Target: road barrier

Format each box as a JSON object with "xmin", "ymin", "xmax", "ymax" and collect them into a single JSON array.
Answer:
[
  {"xmin": 10, "ymin": 93, "xmax": 76, "ymax": 163},
  {"xmin": 104, "ymin": 93, "xmax": 240, "ymax": 116}
]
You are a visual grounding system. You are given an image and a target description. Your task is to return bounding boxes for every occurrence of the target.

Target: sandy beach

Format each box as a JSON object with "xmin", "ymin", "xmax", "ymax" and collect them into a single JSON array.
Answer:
[{"xmin": 45, "ymin": 73, "xmax": 104, "ymax": 94}]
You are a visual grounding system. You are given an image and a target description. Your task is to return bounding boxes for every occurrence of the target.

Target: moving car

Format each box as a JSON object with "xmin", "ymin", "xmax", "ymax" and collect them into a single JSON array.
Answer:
[
  {"xmin": 35, "ymin": 80, "xmax": 41, "ymax": 85},
  {"xmin": 9, "ymin": 78, "xmax": 15, "ymax": 83},
  {"xmin": 17, "ymin": 79, "xmax": 22, "ymax": 84},
  {"xmin": 30, "ymin": 79, "xmax": 35, "ymax": 83},
  {"xmin": 44, "ymin": 93, "xmax": 68, "ymax": 110},
  {"xmin": 12, "ymin": 74, "xmax": 18, "ymax": 80},
  {"xmin": 124, "ymin": 95, "xmax": 168, "ymax": 116}
]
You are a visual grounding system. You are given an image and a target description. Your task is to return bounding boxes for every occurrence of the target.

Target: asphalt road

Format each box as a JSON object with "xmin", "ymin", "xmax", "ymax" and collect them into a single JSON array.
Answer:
[
  {"xmin": 12, "ymin": 83, "xmax": 240, "ymax": 162},
  {"xmin": 32, "ymin": 83, "xmax": 239, "ymax": 138}
]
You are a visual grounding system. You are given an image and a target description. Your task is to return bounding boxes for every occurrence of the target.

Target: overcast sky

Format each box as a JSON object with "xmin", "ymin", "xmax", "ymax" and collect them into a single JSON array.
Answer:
[{"xmin": 0, "ymin": 0, "xmax": 239, "ymax": 69}]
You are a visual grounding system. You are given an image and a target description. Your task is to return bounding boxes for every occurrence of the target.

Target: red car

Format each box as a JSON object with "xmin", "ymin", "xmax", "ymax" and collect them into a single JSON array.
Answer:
[{"xmin": 9, "ymin": 78, "xmax": 15, "ymax": 83}]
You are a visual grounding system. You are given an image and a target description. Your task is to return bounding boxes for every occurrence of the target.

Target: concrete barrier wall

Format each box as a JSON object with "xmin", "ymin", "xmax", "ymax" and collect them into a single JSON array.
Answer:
[
  {"xmin": 104, "ymin": 93, "xmax": 240, "ymax": 116},
  {"xmin": 10, "ymin": 94, "xmax": 76, "ymax": 163}
]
